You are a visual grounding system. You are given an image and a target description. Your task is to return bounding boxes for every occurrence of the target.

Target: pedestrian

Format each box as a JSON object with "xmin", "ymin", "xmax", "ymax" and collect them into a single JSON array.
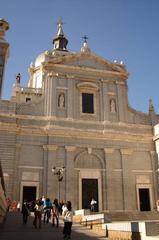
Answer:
[
  {"xmin": 21, "ymin": 201, "xmax": 30, "ymax": 224},
  {"xmin": 90, "ymin": 198, "xmax": 97, "ymax": 212},
  {"xmin": 52, "ymin": 198, "xmax": 59, "ymax": 227},
  {"xmin": 17, "ymin": 201, "xmax": 21, "ymax": 212},
  {"xmin": 33, "ymin": 200, "xmax": 43, "ymax": 229},
  {"xmin": 43, "ymin": 198, "xmax": 52, "ymax": 223},
  {"xmin": 63, "ymin": 201, "xmax": 73, "ymax": 240},
  {"xmin": 6, "ymin": 198, "xmax": 11, "ymax": 212},
  {"xmin": 62, "ymin": 202, "xmax": 68, "ymax": 216},
  {"xmin": 59, "ymin": 200, "xmax": 64, "ymax": 215}
]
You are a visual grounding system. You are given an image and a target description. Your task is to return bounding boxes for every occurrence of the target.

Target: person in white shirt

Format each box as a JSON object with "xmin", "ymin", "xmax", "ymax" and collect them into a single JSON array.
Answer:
[
  {"xmin": 90, "ymin": 198, "xmax": 97, "ymax": 212},
  {"xmin": 63, "ymin": 201, "xmax": 73, "ymax": 240}
]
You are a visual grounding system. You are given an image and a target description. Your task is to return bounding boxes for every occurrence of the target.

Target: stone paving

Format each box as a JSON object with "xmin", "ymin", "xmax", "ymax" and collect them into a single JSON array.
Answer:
[{"xmin": 0, "ymin": 212, "xmax": 107, "ymax": 240}]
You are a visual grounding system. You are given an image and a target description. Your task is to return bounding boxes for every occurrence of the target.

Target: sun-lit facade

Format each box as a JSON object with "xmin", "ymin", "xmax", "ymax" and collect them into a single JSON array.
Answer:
[{"xmin": 0, "ymin": 19, "xmax": 159, "ymax": 212}]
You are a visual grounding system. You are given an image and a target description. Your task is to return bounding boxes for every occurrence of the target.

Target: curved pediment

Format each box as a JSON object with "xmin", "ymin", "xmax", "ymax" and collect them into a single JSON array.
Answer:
[{"xmin": 77, "ymin": 82, "xmax": 99, "ymax": 91}]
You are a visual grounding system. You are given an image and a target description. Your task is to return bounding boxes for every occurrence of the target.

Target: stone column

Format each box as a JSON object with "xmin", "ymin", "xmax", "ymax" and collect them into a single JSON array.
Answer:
[
  {"xmin": 46, "ymin": 145, "xmax": 58, "ymax": 199},
  {"xmin": 0, "ymin": 19, "xmax": 9, "ymax": 99},
  {"xmin": 65, "ymin": 146, "xmax": 76, "ymax": 206},
  {"xmin": 104, "ymin": 148, "xmax": 114, "ymax": 210},
  {"xmin": 120, "ymin": 148, "xmax": 133, "ymax": 210}
]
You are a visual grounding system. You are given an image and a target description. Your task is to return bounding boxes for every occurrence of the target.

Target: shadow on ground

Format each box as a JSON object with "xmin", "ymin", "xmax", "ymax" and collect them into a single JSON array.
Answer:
[{"xmin": 0, "ymin": 212, "xmax": 106, "ymax": 240}]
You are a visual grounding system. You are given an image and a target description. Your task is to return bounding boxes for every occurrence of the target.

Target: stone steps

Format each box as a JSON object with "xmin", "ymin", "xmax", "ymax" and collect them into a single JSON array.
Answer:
[{"xmin": 103, "ymin": 211, "xmax": 159, "ymax": 222}]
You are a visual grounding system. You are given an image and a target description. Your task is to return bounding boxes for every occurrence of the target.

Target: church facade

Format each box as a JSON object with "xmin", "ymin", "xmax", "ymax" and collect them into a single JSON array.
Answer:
[{"xmin": 0, "ymin": 19, "xmax": 159, "ymax": 212}]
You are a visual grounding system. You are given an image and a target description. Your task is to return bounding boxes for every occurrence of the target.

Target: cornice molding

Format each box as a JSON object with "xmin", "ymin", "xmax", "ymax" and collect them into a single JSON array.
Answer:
[{"xmin": 43, "ymin": 63, "xmax": 128, "ymax": 80}]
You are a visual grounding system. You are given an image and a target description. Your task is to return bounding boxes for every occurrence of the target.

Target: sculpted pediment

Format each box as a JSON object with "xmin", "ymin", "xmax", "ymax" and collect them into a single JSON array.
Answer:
[{"xmin": 49, "ymin": 52, "xmax": 127, "ymax": 74}]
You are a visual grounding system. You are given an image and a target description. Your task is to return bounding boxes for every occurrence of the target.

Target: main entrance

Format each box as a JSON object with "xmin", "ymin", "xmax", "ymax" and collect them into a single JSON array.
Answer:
[
  {"xmin": 22, "ymin": 186, "xmax": 36, "ymax": 203},
  {"xmin": 139, "ymin": 188, "xmax": 151, "ymax": 211},
  {"xmin": 82, "ymin": 178, "xmax": 98, "ymax": 211}
]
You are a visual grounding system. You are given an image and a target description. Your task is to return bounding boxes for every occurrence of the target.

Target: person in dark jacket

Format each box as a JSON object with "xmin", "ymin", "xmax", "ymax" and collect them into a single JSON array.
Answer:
[{"xmin": 21, "ymin": 201, "xmax": 30, "ymax": 224}]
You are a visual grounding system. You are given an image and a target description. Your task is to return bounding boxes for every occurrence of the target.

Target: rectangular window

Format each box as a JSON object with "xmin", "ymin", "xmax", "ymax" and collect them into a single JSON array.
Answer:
[{"xmin": 82, "ymin": 93, "xmax": 94, "ymax": 114}]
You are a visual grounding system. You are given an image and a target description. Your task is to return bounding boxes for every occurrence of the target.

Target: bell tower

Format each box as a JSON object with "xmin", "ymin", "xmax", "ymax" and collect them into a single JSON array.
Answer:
[
  {"xmin": 52, "ymin": 19, "xmax": 68, "ymax": 51},
  {"xmin": 0, "ymin": 18, "xmax": 9, "ymax": 99}
]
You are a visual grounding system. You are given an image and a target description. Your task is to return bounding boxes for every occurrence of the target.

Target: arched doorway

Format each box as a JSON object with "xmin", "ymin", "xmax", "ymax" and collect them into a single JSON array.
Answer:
[{"xmin": 75, "ymin": 150, "xmax": 104, "ymax": 211}]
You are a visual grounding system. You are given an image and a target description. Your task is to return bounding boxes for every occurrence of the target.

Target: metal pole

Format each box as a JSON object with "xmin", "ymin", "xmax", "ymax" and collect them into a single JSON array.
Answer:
[{"xmin": 58, "ymin": 180, "xmax": 60, "ymax": 202}]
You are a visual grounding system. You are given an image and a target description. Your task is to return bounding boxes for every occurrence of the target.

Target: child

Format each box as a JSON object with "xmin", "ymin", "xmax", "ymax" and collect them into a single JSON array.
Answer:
[{"xmin": 63, "ymin": 201, "xmax": 73, "ymax": 240}]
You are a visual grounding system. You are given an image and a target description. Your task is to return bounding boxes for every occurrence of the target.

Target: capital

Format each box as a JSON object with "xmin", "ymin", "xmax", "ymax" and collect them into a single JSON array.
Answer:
[
  {"xmin": 65, "ymin": 146, "xmax": 76, "ymax": 152},
  {"xmin": 120, "ymin": 148, "xmax": 133, "ymax": 155},
  {"xmin": 104, "ymin": 148, "xmax": 114, "ymax": 154}
]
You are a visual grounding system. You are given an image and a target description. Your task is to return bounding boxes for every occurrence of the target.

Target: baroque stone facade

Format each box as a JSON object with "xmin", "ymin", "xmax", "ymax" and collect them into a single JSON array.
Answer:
[{"xmin": 0, "ymin": 20, "xmax": 159, "ymax": 212}]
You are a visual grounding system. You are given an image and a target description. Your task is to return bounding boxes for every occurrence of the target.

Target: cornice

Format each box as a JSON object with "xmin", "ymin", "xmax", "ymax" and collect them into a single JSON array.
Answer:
[
  {"xmin": 0, "ymin": 123, "xmax": 153, "ymax": 143},
  {"xmin": 0, "ymin": 113, "xmax": 152, "ymax": 130},
  {"xmin": 43, "ymin": 63, "xmax": 128, "ymax": 80}
]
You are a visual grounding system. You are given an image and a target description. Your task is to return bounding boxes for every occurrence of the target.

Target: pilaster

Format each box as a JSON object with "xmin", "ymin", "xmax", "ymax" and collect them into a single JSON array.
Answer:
[
  {"xmin": 150, "ymin": 150, "xmax": 158, "ymax": 203},
  {"xmin": 46, "ymin": 144, "xmax": 58, "ymax": 198},
  {"xmin": 67, "ymin": 76, "xmax": 74, "ymax": 119},
  {"xmin": 65, "ymin": 146, "xmax": 76, "ymax": 205},
  {"xmin": 116, "ymin": 81, "xmax": 126, "ymax": 122},
  {"xmin": 42, "ymin": 145, "xmax": 48, "ymax": 197},
  {"xmin": 120, "ymin": 148, "xmax": 133, "ymax": 210},
  {"xmin": 12, "ymin": 144, "xmax": 21, "ymax": 200},
  {"xmin": 44, "ymin": 73, "xmax": 57, "ymax": 116},
  {"xmin": 102, "ymin": 80, "xmax": 109, "ymax": 121},
  {"xmin": 104, "ymin": 148, "xmax": 115, "ymax": 210}
]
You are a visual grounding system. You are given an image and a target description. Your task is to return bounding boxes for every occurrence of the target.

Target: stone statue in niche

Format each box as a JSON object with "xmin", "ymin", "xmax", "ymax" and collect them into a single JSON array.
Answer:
[
  {"xmin": 58, "ymin": 93, "xmax": 65, "ymax": 108},
  {"xmin": 110, "ymin": 99, "xmax": 116, "ymax": 113}
]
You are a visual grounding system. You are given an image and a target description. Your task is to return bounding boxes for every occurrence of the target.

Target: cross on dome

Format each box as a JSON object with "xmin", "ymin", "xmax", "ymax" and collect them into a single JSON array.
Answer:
[
  {"xmin": 82, "ymin": 35, "xmax": 88, "ymax": 43},
  {"xmin": 56, "ymin": 18, "xmax": 65, "ymax": 36}
]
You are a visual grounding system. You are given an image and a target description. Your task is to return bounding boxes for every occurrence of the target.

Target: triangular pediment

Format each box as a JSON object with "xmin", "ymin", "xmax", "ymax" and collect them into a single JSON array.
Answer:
[{"xmin": 49, "ymin": 51, "xmax": 127, "ymax": 75}]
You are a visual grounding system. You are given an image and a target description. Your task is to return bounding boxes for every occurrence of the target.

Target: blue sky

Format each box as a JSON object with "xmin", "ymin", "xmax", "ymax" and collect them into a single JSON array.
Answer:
[{"xmin": 1, "ymin": 0, "xmax": 159, "ymax": 113}]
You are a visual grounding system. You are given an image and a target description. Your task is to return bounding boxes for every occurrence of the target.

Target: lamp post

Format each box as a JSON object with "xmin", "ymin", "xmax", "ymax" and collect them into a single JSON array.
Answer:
[{"xmin": 52, "ymin": 166, "xmax": 65, "ymax": 202}]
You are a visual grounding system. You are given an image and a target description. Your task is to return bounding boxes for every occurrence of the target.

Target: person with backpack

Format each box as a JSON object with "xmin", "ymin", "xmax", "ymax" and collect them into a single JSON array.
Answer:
[{"xmin": 43, "ymin": 198, "xmax": 52, "ymax": 223}]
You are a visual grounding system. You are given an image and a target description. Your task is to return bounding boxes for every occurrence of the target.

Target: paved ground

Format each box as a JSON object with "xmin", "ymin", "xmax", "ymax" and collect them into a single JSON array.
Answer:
[{"xmin": 0, "ymin": 212, "xmax": 107, "ymax": 240}]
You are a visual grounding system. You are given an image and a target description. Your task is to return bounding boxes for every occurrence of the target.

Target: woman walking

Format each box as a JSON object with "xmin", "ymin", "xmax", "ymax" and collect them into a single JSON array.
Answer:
[
  {"xmin": 33, "ymin": 200, "xmax": 43, "ymax": 229},
  {"xmin": 52, "ymin": 198, "xmax": 59, "ymax": 227},
  {"xmin": 63, "ymin": 201, "xmax": 73, "ymax": 240}
]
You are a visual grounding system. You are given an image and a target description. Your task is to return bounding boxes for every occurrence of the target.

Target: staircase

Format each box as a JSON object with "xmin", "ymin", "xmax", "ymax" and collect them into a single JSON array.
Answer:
[{"xmin": 103, "ymin": 210, "xmax": 159, "ymax": 222}]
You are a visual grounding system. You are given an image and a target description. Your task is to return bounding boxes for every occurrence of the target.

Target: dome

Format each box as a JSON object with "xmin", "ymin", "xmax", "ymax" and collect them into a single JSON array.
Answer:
[{"xmin": 34, "ymin": 52, "xmax": 49, "ymax": 67}]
